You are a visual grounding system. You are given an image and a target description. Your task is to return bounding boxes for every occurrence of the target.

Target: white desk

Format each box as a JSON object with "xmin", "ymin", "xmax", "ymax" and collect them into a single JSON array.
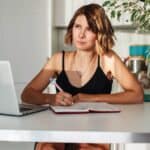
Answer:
[{"xmin": 0, "ymin": 103, "xmax": 150, "ymax": 144}]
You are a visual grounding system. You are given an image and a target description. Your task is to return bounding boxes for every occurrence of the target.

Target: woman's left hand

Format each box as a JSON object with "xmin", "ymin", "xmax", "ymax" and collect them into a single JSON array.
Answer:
[{"xmin": 73, "ymin": 93, "xmax": 83, "ymax": 102}]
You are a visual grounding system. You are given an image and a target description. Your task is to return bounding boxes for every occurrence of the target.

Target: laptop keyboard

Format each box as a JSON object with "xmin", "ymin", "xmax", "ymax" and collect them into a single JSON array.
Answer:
[
  {"xmin": 19, "ymin": 104, "xmax": 34, "ymax": 112},
  {"xmin": 20, "ymin": 107, "xmax": 32, "ymax": 112},
  {"xmin": 19, "ymin": 103, "xmax": 48, "ymax": 113}
]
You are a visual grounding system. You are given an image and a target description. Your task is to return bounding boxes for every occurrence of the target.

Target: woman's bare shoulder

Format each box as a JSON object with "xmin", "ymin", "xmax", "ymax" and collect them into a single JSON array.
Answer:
[
  {"xmin": 45, "ymin": 50, "xmax": 75, "ymax": 70},
  {"xmin": 101, "ymin": 50, "xmax": 123, "ymax": 74},
  {"xmin": 103, "ymin": 49, "xmax": 121, "ymax": 62},
  {"xmin": 62, "ymin": 50, "xmax": 76, "ymax": 62},
  {"xmin": 51, "ymin": 50, "xmax": 75, "ymax": 57},
  {"xmin": 43, "ymin": 51, "xmax": 63, "ymax": 70}
]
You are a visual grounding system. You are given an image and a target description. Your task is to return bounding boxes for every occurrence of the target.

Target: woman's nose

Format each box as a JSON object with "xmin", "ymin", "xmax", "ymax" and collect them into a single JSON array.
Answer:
[{"xmin": 79, "ymin": 29, "xmax": 85, "ymax": 38}]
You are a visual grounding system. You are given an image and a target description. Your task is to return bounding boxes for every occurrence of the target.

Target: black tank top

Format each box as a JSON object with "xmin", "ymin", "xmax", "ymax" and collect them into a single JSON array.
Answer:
[{"xmin": 56, "ymin": 51, "xmax": 113, "ymax": 95}]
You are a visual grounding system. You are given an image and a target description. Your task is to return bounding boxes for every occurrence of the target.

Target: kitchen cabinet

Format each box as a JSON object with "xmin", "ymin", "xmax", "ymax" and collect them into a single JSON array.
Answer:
[
  {"xmin": 54, "ymin": 0, "xmax": 104, "ymax": 27},
  {"xmin": 54, "ymin": 0, "xmax": 131, "ymax": 27},
  {"xmin": 54, "ymin": 0, "xmax": 73, "ymax": 27}
]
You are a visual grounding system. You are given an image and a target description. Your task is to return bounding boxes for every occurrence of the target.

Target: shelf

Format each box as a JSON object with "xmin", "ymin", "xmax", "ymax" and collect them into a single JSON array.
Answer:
[{"xmin": 114, "ymin": 25, "xmax": 136, "ymax": 30}]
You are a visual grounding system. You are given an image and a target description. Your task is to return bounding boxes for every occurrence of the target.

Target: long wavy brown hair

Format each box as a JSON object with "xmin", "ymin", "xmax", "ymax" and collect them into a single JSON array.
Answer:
[{"xmin": 65, "ymin": 3, "xmax": 115, "ymax": 53}]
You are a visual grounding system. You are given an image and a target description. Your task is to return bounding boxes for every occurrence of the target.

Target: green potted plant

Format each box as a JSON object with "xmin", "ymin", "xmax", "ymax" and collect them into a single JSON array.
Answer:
[
  {"xmin": 102, "ymin": 0, "xmax": 150, "ymax": 65},
  {"xmin": 102, "ymin": 0, "xmax": 150, "ymax": 32},
  {"xmin": 102, "ymin": 0, "xmax": 150, "ymax": 63}
]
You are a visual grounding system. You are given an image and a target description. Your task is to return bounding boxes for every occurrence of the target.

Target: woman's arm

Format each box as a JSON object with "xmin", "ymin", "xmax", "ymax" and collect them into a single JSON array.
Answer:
[
  {"xmin": 21, "ymin": 52, "xmax": 73, "ymax": 106},
  {"xmin": 73, "ymin": 51, "xmax": 144, "ymax": 104},
  {"xmin": 21, "ymin": 69, "xmax": 56, "ymax": 105},
  {"xmin": 21, "ymin": 53, "xmax": 58, "ymax": 105}
]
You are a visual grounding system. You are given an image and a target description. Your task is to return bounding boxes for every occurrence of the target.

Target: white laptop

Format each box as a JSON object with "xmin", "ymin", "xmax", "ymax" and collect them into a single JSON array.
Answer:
[{"xmin": 0, "ymin": 61, "xmax": 48, "ymax": 116}]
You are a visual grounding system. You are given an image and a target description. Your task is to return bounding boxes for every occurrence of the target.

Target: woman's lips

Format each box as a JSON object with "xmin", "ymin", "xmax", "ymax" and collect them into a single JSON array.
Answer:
[{"xmin": 76, "ymin": 40, "xmax": 86, "ymax": 44}]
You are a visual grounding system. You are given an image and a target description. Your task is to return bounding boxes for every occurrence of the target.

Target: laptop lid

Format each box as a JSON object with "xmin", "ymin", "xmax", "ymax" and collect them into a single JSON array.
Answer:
[{"xmin": 0, "ymin": 61, "xmax": 48, "ymax": 116}]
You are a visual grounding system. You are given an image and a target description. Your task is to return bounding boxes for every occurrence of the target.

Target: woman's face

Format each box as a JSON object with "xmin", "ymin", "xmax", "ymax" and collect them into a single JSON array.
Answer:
[{"xmin": 72, "ymin": 15, "xmax": 97, "ymax": 51}]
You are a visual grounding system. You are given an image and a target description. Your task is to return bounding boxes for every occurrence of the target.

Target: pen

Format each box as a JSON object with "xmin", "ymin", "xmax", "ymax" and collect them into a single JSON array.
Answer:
[
  {"xmin": 50, "ymin": 78, "xmax": 74, "ymax": 104},
  {"xmin": 50, "ymin": 78, "xmax": 63, "ymax": 92}
]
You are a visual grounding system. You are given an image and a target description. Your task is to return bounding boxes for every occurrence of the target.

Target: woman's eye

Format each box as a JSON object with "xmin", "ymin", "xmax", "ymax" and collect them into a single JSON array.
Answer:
[
  {"xmin": 74, "ymin": 24, "xmax": 80, "ymax": 28},
  {"xmin": 86, "ymin": 27, "xmax": 92, "ymax": 31}
]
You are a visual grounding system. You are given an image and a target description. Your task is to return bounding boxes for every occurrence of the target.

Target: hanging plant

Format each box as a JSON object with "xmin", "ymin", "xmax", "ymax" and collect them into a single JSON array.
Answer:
[{"xmin": 102, "ymin": 0, "xmax": 150, "ymax": 32}]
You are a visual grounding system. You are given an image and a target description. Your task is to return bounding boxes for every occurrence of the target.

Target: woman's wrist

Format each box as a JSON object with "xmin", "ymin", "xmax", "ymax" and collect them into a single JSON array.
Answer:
[
  {"xmin": 73, "ymin": 93, "xmax": 86, "ymax": 102},
  {"xmin": 44, "ymin": 94, "xmax": 56, "ymax": 105},
  {"xmin": 75, "ymin": 93, "xmax": 100, "ymax": 102}
]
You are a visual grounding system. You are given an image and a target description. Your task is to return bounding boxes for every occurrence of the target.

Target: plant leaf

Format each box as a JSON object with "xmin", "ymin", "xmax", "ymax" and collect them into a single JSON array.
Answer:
[
  {"xmin": 103, "ymin": 0, "xmax": 150, "ymax": 32},
  {"xmin": 102, "ymin": 1, "xmax": 111, "ymax": 7},
  {"xmin": 131, "ymin": 10, "xmax": 138, "ymax": 21},
  {"xmin": 122, "ymin": 2, "xmax": 128, "ymax": 7},
  {"xmin": 117, "ymin": 11, "xmax": 121, "ymax": 21},
  {"xmin": 111, "ymin": 10, "xmax": 116, "ymax": 18}
]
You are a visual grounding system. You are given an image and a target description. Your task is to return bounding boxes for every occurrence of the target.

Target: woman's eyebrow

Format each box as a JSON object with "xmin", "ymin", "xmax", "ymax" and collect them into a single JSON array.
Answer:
[{"xmin": 74, "ymin": 22, "xmax": 80, "ymax": 25}]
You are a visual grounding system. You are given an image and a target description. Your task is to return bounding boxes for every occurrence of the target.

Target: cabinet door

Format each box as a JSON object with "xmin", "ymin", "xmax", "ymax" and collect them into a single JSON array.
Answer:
[
  {"xmin": 54, "ymin": 0, "xmax": 73, "ymax": 27},
  {"xmin": 54, "ymin": 0, "xmax": 131, "ymax": 27},
  {"xmin": 54, "ymin": 0, "xmax": 106, "ymax": 27}
]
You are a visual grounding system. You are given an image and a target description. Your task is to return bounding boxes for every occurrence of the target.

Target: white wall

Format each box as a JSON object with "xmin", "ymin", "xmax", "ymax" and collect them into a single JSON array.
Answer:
[
  {"xmin": 0, "ymin": 0, "xmax": 52, "ymax": 100},
  {"xmin": 0, "ymin": 0, "xmax": 53, "ymax": 149},
  {"xmin": 0, "ymin": 0, "xmax": 52, "ymax": 82}
]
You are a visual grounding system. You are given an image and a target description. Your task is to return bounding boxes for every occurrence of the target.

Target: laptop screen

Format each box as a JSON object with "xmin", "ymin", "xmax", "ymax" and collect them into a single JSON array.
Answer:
[
  {"xmin": 0, "ymin": 61, "xmax": 48, "ymax": 116},
  {"xmin": 0, "ymin": 61, "xmax": 21, "ymax": 114}
]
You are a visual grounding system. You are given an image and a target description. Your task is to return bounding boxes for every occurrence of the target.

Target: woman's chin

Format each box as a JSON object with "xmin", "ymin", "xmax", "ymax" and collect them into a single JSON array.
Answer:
[
  {"xmin": 76, "ymin": 45, "xmax": 89, "ymax": 51},
  {"xmin": 76, "ymin": 47, "xmax": 94, "ymax": 52}
]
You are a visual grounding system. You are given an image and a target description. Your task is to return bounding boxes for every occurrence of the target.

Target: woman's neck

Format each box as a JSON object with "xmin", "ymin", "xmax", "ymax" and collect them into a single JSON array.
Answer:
[
  {"xmin": 73, "ymin": 49, "xmax": 97, "ymax": 78},
  {"xmin": 75, "ymin": 49, "xmax": 96, "ymax": 61}
]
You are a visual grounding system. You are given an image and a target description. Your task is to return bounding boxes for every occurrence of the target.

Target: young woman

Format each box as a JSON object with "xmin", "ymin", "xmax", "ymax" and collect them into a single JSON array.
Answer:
[{"xmin": 22, "ymin": 3, "xmax": 143, "ymax": 150}]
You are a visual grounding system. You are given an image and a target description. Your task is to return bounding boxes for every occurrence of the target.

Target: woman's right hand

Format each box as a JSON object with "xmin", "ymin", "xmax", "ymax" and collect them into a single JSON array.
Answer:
[{"xmin": 51, "ymin": 91, "xmax": 74, "ymax": 106}]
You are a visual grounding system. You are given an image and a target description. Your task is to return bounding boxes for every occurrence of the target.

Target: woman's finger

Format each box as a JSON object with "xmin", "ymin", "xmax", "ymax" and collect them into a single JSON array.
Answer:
[{"xmin": 55, "ymin": 91, "xmax": 74, "ymax": 106}]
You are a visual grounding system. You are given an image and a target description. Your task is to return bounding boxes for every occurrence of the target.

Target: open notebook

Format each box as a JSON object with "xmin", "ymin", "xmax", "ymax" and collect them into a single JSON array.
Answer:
[{"xmin": 50, "ymin": 102, "xmax": 121, "ymax": 114}]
